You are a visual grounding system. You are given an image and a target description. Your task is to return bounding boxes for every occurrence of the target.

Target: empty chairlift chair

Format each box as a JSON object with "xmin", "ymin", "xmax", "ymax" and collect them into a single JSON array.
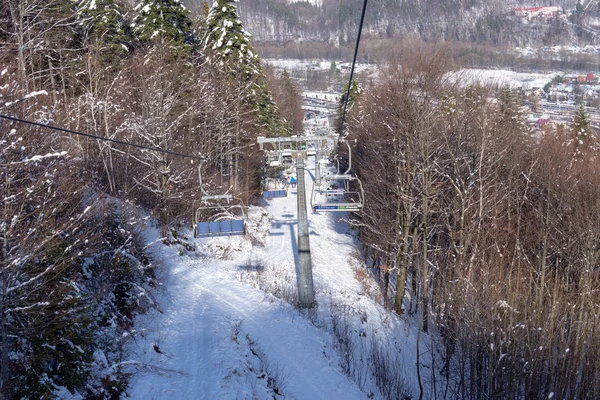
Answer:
[
  {"xmin": 310, "ymin": 174, "xmax": 364, "ymax": 212},
  {"xmin": 310, "ymin": 140, "xmax": 365, "ymax": 212},
  {"xmin": 261, "ymin": 177, "xmax": 288, "ymax": 199},
  {"xmin": 194, "ymin": 200, "xmax": 246, "ymax": 237},
  {"xmin": 193, "ymin": 165, "xmax": 246, "ymax": 238}
]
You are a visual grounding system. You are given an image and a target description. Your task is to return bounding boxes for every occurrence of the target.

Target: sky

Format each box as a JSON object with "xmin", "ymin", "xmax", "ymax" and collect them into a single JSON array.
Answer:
[{"xmin": 124, "ymin": 155, "xmax": 430, "ymax": 399}]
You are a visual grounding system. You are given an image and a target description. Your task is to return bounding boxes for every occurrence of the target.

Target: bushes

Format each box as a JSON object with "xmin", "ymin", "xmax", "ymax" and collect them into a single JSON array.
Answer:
[{"xmin": 2, "ymin": 196, "xmax": 153, "ymax": 399}]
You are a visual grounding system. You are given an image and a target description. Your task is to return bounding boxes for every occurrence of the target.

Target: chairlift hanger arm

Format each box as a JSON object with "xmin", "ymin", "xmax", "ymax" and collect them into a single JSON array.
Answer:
[
  {"xmin": 332, "ymin": 139, "xmax": 353, "ymax": 175},
  {"xmin": 343, "ymin": 140, "xmax": 352, "ymax": 175},
  {"xmin": 197, "ymin": 162, "xmax": 235, "ymax": 201}
]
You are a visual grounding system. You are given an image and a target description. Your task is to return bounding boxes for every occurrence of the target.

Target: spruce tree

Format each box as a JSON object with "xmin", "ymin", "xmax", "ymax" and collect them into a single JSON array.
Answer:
[
  {"xmin": 73, "ymin": 0, "xmax": 132, "ymax": 63},
  {"xmin": 571, "ymin": 104, "xmax": 594, "ymax": 159},
  {"xmin": 132, "ymin": 0, "xmax": 194, "ymax": 48},
  {"xmin": 202, "ymin": 0, "xmax": 260, "ymax": 78},
  {"xmin": 202, "ymin": 0, "xmax": 284, "ymax": 136},
  {"xmin": 498, "ymin": 86, "xmax": 526, "ymax": 131},
  {"xmin": 338, "ymin": 78, "xmax": 362, "ymax": 136}
]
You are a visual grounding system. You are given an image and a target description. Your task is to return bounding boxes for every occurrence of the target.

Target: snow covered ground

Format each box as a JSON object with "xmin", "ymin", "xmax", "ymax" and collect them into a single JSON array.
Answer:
[
  {"xmin": 126, "ymin": 157, "xmax": 430, "ymax": 399},
  {"xmin": 450, "ymin": 68, "xmax": 557, "ymax": 90},
  {"xmin": 265, "ymin": 58, "xmax": 564, "ymax": 93},
  {"xmin": 264, "ymin": 59, "xmax": 376, "ymax": 77},
  {"xmin": 289, "ymin": 0, "xmax": 321, "ymax": 6}
]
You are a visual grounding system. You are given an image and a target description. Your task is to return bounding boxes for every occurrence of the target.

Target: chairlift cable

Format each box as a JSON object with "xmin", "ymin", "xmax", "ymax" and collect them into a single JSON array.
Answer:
[
  {"xmin": 339, "ymin": 0, "xmax": 369, "ymax": 139},
  {"xmin": 0, "ymin": 113, "xmax": 206, "ymax": 162}
]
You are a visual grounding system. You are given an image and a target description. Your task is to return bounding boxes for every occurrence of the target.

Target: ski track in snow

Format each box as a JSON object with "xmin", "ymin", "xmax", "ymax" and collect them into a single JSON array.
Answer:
[{"xmin": 127, "ymin": 157, "xmax": 426, "ymax": 399}]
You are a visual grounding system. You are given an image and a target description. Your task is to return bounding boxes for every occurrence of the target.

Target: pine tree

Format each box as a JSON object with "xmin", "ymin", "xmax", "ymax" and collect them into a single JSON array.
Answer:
[
  {"xmin": 338, "ymin": 78, "xmax": 362, "ymax": 136},
  {"xmin": 498, "ymin": 85, "xmax": 526, "ymax": 130},
  {"xmin": 131, "ymin": 0, "xmax": 194, "ymax": 48}
]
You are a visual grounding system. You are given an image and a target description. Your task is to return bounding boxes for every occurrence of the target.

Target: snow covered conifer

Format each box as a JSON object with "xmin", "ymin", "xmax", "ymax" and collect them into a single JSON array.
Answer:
[
  {"xmin": 202, "ymin": 0, "xmax": 260, "ymax": 78},
  {"xmin": 73, "ymin": 0, "xmax": 132, "ymax": 62},
  {"xmin": 570, "ymin": 104, "xmax": 594, "ymax": 159},
  {"xmin": 202, "ymin": 0, "xmax": 285, "ymax": 136},
  {"xmin": 132, "ymin": 0, "xmax": 194, "ymax": 48},
  {"xmin": 498, "ymin": 86, "xmax": 525, "ymax": 126}
]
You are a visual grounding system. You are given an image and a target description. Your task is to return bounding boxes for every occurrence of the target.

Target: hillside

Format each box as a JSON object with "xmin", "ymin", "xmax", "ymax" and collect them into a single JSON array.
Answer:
[
  {"xmin": 127, "ymin": 158, "xmax": 426, "ymax": 399},
  {"xmin": 212, "ymin": 0, "xmax": 592, "ymax": 49},
  {"xmin": 3, "ymin": 0, "xmax": 600, "ymax": 398}
]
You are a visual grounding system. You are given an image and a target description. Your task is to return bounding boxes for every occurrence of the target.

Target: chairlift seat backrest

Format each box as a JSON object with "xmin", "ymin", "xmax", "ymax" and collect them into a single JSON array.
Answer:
[
  {"xmin": 263, "ymin": 189, "xmax": 287, "ymax": 199},
  {"xmin": 219, "ymin": 220, "xmax": 232, "ymax": 232},
  {"xmin": 313, "ymin": 203, "xmax": 362, "ymax": 212},
  {"xmin": 209, "ymin": 221, "xmax": 221, "ymax": 232},
  {"xmin": 197, "ymin": 222, "xmax": 211, "ymax": 235},
  {"xmin": 195, "ymin": 163, "xmax": 246, "ymax": 237},
  {"xmin": 231, "ymin": 219, "xmax": 245, "ymax": 232},
  {"xmin": 194, "ymin": 219, "xmax": 245, "ymax": 237}
]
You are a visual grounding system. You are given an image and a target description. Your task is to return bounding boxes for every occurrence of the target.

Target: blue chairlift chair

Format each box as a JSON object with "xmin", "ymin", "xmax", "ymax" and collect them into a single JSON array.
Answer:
[{"xmin": 193, "ymin": 165, "xmax": 246, "ymax": 238}]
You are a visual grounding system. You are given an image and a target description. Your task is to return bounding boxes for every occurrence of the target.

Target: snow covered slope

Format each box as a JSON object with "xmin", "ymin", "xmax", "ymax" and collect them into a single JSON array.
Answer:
[
  {"xmin": 288, "ymin": 0, "xmax": 321, "ymax": 5},
  {"xmin": 126, "ymin": 157, "xmax": 429, "ymax": 399}
]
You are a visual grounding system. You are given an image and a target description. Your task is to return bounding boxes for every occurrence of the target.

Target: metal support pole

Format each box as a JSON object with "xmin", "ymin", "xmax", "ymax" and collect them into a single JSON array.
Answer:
[
  {"xmin": 296, "ymin": 157, "xmax": 315, "ymax": 308},
  {"xmin": 315, "ymin": 150, "xmax": 321, "ymax": 181}
]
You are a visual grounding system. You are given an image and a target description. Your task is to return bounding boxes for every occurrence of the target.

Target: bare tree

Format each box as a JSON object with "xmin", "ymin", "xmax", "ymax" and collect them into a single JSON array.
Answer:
[{"xmin": 3, "ymin": 0, "xmax": 79, "ymax": 98}]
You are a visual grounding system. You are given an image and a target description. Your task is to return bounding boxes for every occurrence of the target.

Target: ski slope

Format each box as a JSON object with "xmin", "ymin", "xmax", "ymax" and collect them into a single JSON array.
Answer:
[{"xmin": 126, "ymin": 157, "xmax": 429, "ymax": 399}]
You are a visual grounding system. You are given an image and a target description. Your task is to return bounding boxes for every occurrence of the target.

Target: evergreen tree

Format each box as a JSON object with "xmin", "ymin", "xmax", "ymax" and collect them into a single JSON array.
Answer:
[
  {"xmin": 338, "ymin": 78, "xmax": 362, "ymax": 136},
  {"xmin": 202, "ymin": 0, "xmax": 284, "ymax": 136},
  {"xmin": 73, "ymin": 0, "xmax": 132, "ymax": 62},
  {"xmin": 497, "ymin": 86, "xmax": 528, "ymax": 140},
  {"xmin": 131, "ymin": 0, "xmax": 194, "ymax": 48},
  {"xmin": 498, "ymin": 86, "xmax": 523, "ymax": 121},
  {"xmin": 202, "ymin": 0, "xmax": 261, "ymax": 78},
  {"xmin": 570, "ymin": 104, "xmax": 594, "ymax": 159}
]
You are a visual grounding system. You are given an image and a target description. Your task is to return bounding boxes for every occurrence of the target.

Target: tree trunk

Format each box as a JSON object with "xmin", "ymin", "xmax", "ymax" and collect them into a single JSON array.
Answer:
[
  {"xmin": 0, "ymin": 281, "xmax": 8, "ymax": 397},
  {"xmin": 393, "ymin": 163, "xmax": 410, "ymax": 314},
  {"xmin": 234, "ymin": 106, "xmax": 240, "ymax": 191},
  {"xmin": 11, "ymin": 0, "xmax": 28, "ymax": 90},
  {"xmin": 421, "ymin": 171, "xmax": 429, "ymax": 333},
  {"xmin": 0, "ymin": 199, "xmax": 9, "ymax": 393}
]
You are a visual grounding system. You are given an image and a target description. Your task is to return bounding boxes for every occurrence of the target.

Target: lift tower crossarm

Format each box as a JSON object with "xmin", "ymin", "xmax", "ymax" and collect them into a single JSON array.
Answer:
[{"xmin": 256, "ymin": 135, "xmax": 336, "ymax": 151}]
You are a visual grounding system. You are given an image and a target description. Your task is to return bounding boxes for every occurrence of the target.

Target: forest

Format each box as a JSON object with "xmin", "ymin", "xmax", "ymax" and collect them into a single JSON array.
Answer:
[
  {"xmin": 236, "ymin": 0, "xmax": 587, "ymax": 47},
  {"xmin": 1, "ymin": 0, "xmax": 600, "ymax": 398},
  {"xmin": 348, "ymin": 42, "xmax": 600, "ymax": 399},
  {"xmin": 0, "ymin": 0, "xmax": 301, "ymax": 397}
]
